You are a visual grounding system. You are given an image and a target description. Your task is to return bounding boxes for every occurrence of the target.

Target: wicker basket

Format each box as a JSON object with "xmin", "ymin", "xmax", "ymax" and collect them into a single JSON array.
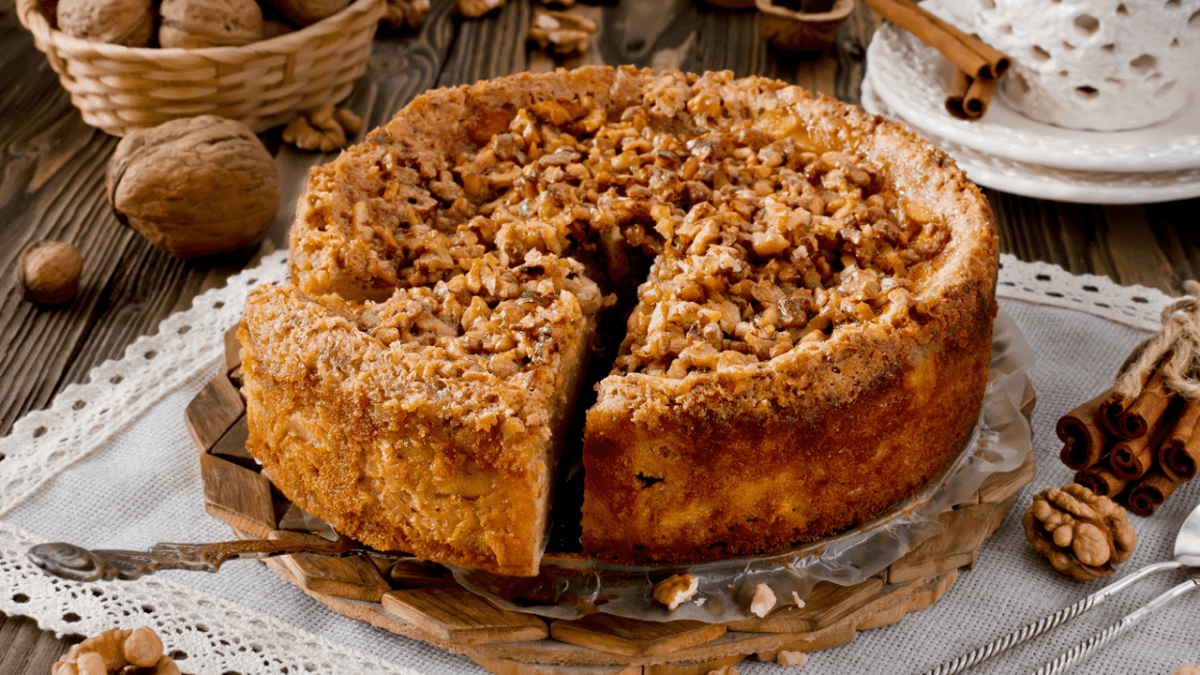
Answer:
[{"xmin": 17, "ymin": 0, "xmax": 385, "ymax": 136}]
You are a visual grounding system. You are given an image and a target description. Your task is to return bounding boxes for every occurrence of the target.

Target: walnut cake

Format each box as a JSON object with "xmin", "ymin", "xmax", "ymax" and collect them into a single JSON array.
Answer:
[{"xmin": 238, "ymin": 66, "xmax": 999, "ymax": 576}]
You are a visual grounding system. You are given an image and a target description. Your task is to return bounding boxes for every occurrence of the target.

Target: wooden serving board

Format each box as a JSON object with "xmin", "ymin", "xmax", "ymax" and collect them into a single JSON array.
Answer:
[{"xmin": 186, "ymin": 326, "xmax": 1036, "ymax": 674}]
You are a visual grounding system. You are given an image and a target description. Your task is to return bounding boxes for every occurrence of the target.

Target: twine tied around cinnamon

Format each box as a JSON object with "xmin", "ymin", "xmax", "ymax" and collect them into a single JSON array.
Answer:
[
  {"xmin": 1056, "ymin": 281, "xmax": 1200, "ymax": 517},
  {"xmin": 1113, "ymin": 280, "xmax": 1200, "ymax": 402}
]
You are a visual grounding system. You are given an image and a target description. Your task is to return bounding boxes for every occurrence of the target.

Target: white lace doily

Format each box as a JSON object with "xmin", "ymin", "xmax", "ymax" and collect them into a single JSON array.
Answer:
[
  {"xmin": 0, "ymin": 522, "xmax": 410, "ymax": 675},
  {"xmin": 0, "ymin": 249, "xmax": 289, "ymax": 519},
  {"xmin": 1, "ymin": 251, "xmax": 1194, "ymax": 675}
]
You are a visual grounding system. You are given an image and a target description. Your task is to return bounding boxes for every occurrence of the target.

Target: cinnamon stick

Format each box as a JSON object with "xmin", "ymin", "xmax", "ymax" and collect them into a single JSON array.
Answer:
[
  {"xmin": 1056, "ymin": 389, "xmax": 1114, "ymax": 471},
  {"xmin": 1125, "ymin": 469, "xmax": 1185, "ymax": 518},
  {"xmin": 1111, "ymin": 434, "xmax": 1161, "ymax": 481},
  {"xmin": 1157, "ymin": 398, "xmax": 1200, "ymax": 482},
  {"xmin": 944, "ymin": 71, "xmax": 997, "ymax": 121},
  {"xmin": 1112, "ymin": 367, "xmax": 1174, "ymax": 440},
  {"xmin": 1074, "ymin": 465, "xmax": 1128, "ymax": 499},
  {"xmin": 865, "ymin": 0, "xmax": 1010, "ymax": 81},
  {"xmin": 1111, "ymin": 391, "xmax": 1178, "ymax": 479}
]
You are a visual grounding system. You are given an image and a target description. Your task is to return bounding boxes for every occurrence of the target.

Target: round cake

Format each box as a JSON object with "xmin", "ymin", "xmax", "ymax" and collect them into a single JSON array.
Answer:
[{"xmin": 238, "ymin": 66, "xmax": 999, "ymax": 576}]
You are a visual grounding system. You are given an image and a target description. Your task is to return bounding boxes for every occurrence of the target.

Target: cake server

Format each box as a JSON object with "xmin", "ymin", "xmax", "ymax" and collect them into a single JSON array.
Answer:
[
  {"xmin": 923, "ymin": 500, "xmax": 1200, "ymax": 675},
  {"xmin": 26, "ymin": 537, "xmax": 416, "ymax": 582}
]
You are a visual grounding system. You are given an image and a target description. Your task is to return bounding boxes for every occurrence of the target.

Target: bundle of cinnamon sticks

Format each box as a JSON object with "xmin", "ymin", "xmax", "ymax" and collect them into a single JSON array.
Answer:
[
  {"xmin": 1059, "ymin": 367, "xmax": 1200, "ymax": 517},
  {"xmin": 865, "ymin": 0, "xmax": 1010, "ymax": 120}
]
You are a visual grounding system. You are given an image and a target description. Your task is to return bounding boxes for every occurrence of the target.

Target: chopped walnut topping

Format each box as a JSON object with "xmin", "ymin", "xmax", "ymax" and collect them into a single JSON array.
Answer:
[
  {"xmin": 653, "ymin": 573, "xmax": 700, "ymax": 610},
  {"xmin": 292, "ymin": 72, "xmax": 951, "ymax": 386}
]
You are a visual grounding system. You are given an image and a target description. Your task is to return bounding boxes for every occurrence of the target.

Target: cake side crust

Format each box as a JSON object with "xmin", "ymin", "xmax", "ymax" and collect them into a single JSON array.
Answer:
[{"xmin": 239, "ymin": 281, "xmax": 593, "ymax": 576}]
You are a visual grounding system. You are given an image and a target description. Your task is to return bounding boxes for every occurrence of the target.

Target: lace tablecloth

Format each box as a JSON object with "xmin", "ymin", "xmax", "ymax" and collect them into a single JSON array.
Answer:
[{"xmin": 2, "ymin": 253, "xmax": 1197, "ymax": 675}]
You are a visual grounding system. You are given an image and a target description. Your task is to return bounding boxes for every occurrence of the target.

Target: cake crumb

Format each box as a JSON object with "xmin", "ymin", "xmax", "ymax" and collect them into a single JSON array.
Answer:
[
  {"xmin": 708, "ymin": 667, "xmax": 739, "ymax": 675},
  {"xmin": 653, "ymin": 573, "xmax": 699, "ymax": 610},
  {"xmin": 792, "ymin": 591, "xmax": 805, "ymax": 608},
  {"xmin": 750, "ymin": 583, "xmax": 777, "ymax": 617},
  {"xmin": 777, "ymin": 651, "xmax": 809, "ymax": 667},
  {"xmin": 1174, "ymin": 665, "xmax": 1200, "ymax": 675}
]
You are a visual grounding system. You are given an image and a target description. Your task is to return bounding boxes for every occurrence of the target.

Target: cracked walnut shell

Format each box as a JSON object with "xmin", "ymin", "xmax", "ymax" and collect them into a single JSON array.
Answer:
[
  {"xmin": 106, "ymin": 115, "xmax": 280, "ymax": 259},
  {"xmin": 1023, "ymin": 483, "xmax": 1137, "ymax": 582}
]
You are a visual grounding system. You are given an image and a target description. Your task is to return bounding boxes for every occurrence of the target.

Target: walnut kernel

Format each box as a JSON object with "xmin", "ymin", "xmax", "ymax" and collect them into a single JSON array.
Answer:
[
  {"xmin": 123, "ymin": 626, "xmax": 165, "ymax": 667},
  {"xmin": 1023, "ymin": 483, "xmax": 1137, "ymax": 582},
  {"xmin": 456, "ymin": 0, "xmax": 505, "ymax": 18},
  {"xmin": 53, "ymin": 627, "xmax": 178, "ymax": 675},
  {"xmin": 18, "ymin": 240, "xmax": 83, "ymax": 305},
  {"xmin": 652, "ymin": 573, "xmax": 699, "ymax": 610},
  {"xmin": 282, "ymin": 105, "xmax": 364, "ymax": 153},
  {"xmin": 106, "ymin": 115, "xmax": 280, "ymax": 258},
  {"xmin": 382, "ymin": 0, "xmax": 430, "ymax": 29},
  {"xmin": 159, "ymin": 0, "xmax": 264, "ymax": 48},
  {"xmin": 56, "ymin": 0, "xmax": 155, "ymax": 46},
  {"xmin": 528, "ymin": 11, "xmax": 596, "ymax": 55}
]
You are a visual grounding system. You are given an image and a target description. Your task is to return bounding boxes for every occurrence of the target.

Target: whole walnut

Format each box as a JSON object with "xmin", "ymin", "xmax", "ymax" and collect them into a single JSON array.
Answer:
[
  {"xmin": 106, "ymin": 116, "xmax": 280, "ymax": 259},
  {"xmin": 56, "ymin": 0, "xmax": 155, "ymax": 46},
  {"xmin": 263, "ymin": 0, "xmax": 351, "ymax": 26},
  {"xmin": 159, "ymin": 0, "xmax": 264, "ymax": 48},
  {"xmin": 1023, "ymin": 483, "xmax": 1137, "ymax": 582}
]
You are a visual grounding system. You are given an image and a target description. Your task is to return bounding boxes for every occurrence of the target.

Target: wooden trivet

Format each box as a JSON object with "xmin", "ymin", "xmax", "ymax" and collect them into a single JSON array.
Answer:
[{"xmin": 185, "ymin": 326, "xmax": 1036, "ymax": 674}]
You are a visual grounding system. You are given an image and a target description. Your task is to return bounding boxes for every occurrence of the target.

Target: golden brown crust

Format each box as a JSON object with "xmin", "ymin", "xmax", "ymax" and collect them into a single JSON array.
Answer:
[{"xmin": 242, "ymin": 66, "xmax": 999, "ymax": 574}]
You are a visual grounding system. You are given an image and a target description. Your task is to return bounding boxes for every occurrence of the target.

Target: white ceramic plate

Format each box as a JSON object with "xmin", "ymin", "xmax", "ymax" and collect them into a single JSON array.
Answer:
[
  {"xmin": 862, "ymin": 76, "xmax": 1200, "ymax": 204},
  {"xmin": 865, "ymin": 23, "xmax": 1200, "ymax": 174}
]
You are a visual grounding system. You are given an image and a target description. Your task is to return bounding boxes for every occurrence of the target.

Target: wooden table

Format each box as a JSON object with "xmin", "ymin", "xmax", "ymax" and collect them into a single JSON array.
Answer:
[{"xmin": 1, "ymin": 0, "xmax": 1197, "ymax": 672}]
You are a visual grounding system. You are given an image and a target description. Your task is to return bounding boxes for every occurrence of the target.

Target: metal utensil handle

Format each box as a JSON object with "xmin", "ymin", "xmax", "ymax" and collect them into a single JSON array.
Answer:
[
  {"xmin": 1032, "ymin": 578, "xmax": 1199, "ymax": 675},
  {"xmin": 921, "ymin": 561, "xmax": 1180, "ymax": 675}
]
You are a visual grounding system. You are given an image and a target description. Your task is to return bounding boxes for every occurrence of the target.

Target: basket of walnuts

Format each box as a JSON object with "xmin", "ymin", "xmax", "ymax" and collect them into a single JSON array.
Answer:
[{"xmin": 16, "ymin": 0, "xmax": 385, "ymax": 136}]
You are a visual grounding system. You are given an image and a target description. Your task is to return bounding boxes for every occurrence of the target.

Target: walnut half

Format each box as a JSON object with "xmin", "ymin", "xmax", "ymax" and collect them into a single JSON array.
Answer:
[
  {"xmin": 1022, "ymin": 483, "xmax": 1137, "ymax": 582},
  {"xmin": 529, "ymin": 11, "xmax": 596, "ymax": 55},
  {"xmin": 52, "ymin": 626, "xmax": 179, "ymax": 675},
  {"xmin": 283, "ymin": 105, "xmax": 364, "ymax": 153},
  {"xmin": 456, "ymin": 0, "xmax": 504, "ymax": 18},
  {"xmin": 382, "ymin": 0, "xmax": 430, "ymax": 29}
]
